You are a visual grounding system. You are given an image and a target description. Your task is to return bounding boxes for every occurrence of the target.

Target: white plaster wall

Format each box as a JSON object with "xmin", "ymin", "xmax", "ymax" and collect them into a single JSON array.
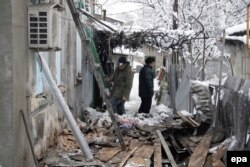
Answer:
[{"xmin": 33, "ymin": 104, "xmax": 64, "ymax": 159}]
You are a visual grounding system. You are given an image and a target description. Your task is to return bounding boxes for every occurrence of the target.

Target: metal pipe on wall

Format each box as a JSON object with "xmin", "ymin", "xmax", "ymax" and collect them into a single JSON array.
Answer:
[{"xmin": 36, "ymin": 53, "xmax": 94, "ymax": 161}]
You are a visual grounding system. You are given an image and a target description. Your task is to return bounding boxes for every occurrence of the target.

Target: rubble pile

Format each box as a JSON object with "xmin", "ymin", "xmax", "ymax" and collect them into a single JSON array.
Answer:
[
  {"xmin": 38, "ymin": 105, "xmax": 208, "ymax": 166},
  {"xmin": 39, "ymin": 77, "xmax": 250, "ymax": 167}
]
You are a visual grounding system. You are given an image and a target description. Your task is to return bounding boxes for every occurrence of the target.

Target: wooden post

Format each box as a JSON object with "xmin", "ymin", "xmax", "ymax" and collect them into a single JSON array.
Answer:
[
  {"xmin": 102, "ymin": 9, "xmax": 106, "ymax": 21},
  {"xmin": 202, "ymin": 33, "xmax": 206, "ymax": 80},
  {"xmin": 172, "ymin": 0, "xmax": 178, "ymax": 30},
  {"xmin": 156, "ymin": 130, "xmax": 177, "ymax": 167}
]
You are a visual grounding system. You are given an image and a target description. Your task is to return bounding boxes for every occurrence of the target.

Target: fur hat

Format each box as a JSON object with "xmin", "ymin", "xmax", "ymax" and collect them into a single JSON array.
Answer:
[
  {"xmin": 118, "ymin": 57, "xmax": 127, "ymax": 64},
  {"xmin": 118, "ymin": 56, "xmax": 127, "ymax": 64}
]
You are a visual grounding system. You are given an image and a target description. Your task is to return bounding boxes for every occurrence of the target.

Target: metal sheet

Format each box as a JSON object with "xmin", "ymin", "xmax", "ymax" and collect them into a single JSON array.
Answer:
[
  {"xmin": 239, "ymin": 80, "xmax": 250, "ymax": 95},
  {"xmin": 169, "ymin": 65, "xmax": 178, "ymax": 114},
  {"xmin": 175, "ymin": 63, "xmax": 199, "ymax": 112},
  {"xmin": 224, "ymin": 76, "xmax": 243, "ymax": 91}
]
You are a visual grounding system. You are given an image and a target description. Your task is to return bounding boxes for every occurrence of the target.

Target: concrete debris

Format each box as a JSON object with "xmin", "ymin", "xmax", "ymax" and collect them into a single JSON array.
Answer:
[
  {"xmin": 191, "ymin": 80, "xmax": 213, "ymax": 122},
  {"xmin": 57, "ymin": 130, "xmax": 79, "ymax": 151},
  {"xmin": 40, "ymin": 74, "xmax": 250, "ymax": 166}
]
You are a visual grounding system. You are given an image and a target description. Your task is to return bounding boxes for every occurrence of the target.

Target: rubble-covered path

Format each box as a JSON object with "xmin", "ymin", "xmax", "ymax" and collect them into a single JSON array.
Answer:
[{"xmin": 38, "ymin": 72, "xmax": 250, "ymax": 167}]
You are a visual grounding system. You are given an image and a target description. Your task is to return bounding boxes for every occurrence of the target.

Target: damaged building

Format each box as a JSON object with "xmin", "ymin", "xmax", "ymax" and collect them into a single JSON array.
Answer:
[{"xmin": 1, "ymin": 0, "xmax": 250, "ymax": 167}]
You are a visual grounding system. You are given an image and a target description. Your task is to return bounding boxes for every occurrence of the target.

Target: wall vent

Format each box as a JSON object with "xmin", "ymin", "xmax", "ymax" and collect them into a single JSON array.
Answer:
[{"xmin": 28, "ymin": 3, "xmax": 63, "ymax": 51}]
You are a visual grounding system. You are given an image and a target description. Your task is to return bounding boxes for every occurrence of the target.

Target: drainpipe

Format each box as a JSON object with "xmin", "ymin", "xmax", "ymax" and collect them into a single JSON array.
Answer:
[
  {"xmin": 202, "ymin": 33, "xmax": 206, "ymax": 80},
  {"xmin": 36, "ymin": 53, "xmax": 94, "ymax": 161},
  {"xmin": 102, "ymin": 9, "xmax": 106, "ymax": 21}
]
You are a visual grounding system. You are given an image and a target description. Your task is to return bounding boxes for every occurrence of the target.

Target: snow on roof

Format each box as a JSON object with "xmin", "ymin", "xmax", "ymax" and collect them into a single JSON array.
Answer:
[
  {"xmin": 91, "ymin": 20, "xmax": 121, "ymax": 32},
  {"xmin": 101, "ymin": 20, "xmax": 121, "ymax": 30},
  {"xmin": 123, "ymin": 25, "xmax": 147, "ymax": 34},
  {"xmin": 156, "ymin": 28, "xmax": 196, "ymax": 37},
  {"xmin": 123, "ymin": 26, "xmax": 196, "ymax": 37},
  {"xmin": 225, "ymin": 23, "xmax": 246, "ymax": 35},
  {"xmin": 94, "ymin": 14, "xmax": 125, "ymax": 24},
  {"xmin": 225, "ymin": 35, "xmax": 247, "ymax": 44},
  {"xmin": 113, "ymin": 45, "xmax": 145, "ymax": 57},
  {"xmin": 224, "ymin": 23, "xmax": 250, "ymax": 44},
  {"xmin": 191, "ymin": 80, "xmax": 210, "ymax": 89}
]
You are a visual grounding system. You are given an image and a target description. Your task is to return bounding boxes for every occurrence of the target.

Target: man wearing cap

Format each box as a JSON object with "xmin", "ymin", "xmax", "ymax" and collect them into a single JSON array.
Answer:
[
  {"xmin": 108, "ymin": 56, "xmax": 133, "ymax": 115},
  {"xmin": 138, "ymin": 56, "xmax": 156, "ymax": 114}
]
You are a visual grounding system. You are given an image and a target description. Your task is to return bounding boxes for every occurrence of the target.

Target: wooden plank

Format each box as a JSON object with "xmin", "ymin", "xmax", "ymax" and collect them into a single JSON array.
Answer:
[
  {"xmin": 187, "ymin": 117, "xmax": 200, "ymax": 127},
  {"xmin": 125, "ymin": 157, "xmax": 151, "ymax": 167},
  {"xmin": 156, "ymin": 130, "xmax": 177, "ymax": 167},
  {"xmin": 206, "ymin": 155, "xmax": 225, "ymax": 167},
  {"xmin": 177, "ymin": 111, "xmax": 199, "ymax": 127},
  {"xmin": 133, "ymin": 145, "xmax": 155, "ymax": 158},
  {"xmin": 125, "ymin": 145, "xmax": 155, "ymax": 167},
  {"xmin": 95, "ymin": 147, "xmax": 121, "ymax": 162},
  {"xmin": 178, "ymin": 136, "xmax": 194, "ymax": 154},
  {"xmin": 188, "ymin": 133, "xmax": 213, "ymax": 167},
  {"xmin": 109, "ymin": 151, "xmax": 128, "ymax": 164},
  {"xmin": 154, "ymin": 142, "xmax": 162, "ymax": 167},
  {"xmin": 170, "ymin": 134, "xmax": 186, "ymax": 153},
  {"xmin": 119, "ymin": 147, "xmax": 138, "ymax": 167},
  {"xmin": 129, "ymin": 139, "xmax": 143, "ymax": 150},
  {"xmin": 205, "ymin": 138, "xmax": 232, "ymax": 167}
]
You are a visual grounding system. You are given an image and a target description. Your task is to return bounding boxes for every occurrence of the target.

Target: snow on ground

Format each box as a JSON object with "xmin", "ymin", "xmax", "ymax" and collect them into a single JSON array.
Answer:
[
  {"xmin": 84, "ymin": 61, "xmax": 172, "ymax": 127},
  {"xmin": 132, "ymin": 61, "xmax": 143, "ymax": 70},
  {"xmin": 125, "ymin": 73, "xmax": 140, "ymax": 113},
  {"xmin": 225, "ymin": 23, "xmax": 246, "ymax": 35},
  {"xmin": 113, "ymin": 46, "xmax": 145, "ymax": 58},
  {"xmin": 122, "ymin": 67, "xmax": 172, "ymax": 126},
  {"xmin": 125, "ymin": 69, "xmax": 160, "ymax": 114}
]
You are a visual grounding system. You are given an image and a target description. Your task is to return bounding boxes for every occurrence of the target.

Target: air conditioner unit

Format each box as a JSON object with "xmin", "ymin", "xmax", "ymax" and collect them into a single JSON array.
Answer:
[{"xmin": 28, "ymin": 3, "xmax": 63, "ymax": 51}]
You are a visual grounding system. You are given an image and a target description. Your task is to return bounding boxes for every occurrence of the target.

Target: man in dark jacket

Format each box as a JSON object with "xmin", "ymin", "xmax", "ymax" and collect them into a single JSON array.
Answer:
[
  {"xmin": 109, "ymin": 56, "xmax": 133, "ymax": 115},
  {"xmin": 138, "ymin": 56, "xmax": 156, "ymax": 114}
]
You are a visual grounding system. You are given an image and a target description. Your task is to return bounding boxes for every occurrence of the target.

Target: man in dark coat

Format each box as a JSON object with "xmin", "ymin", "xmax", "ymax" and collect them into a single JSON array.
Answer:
[
  {"xmin": 109, "ymin": 56, "xmax": 133, "ymax": 115},
  {"xmin": 138, "ymin": 56, "xmax": 156, "ymax": 114}
]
